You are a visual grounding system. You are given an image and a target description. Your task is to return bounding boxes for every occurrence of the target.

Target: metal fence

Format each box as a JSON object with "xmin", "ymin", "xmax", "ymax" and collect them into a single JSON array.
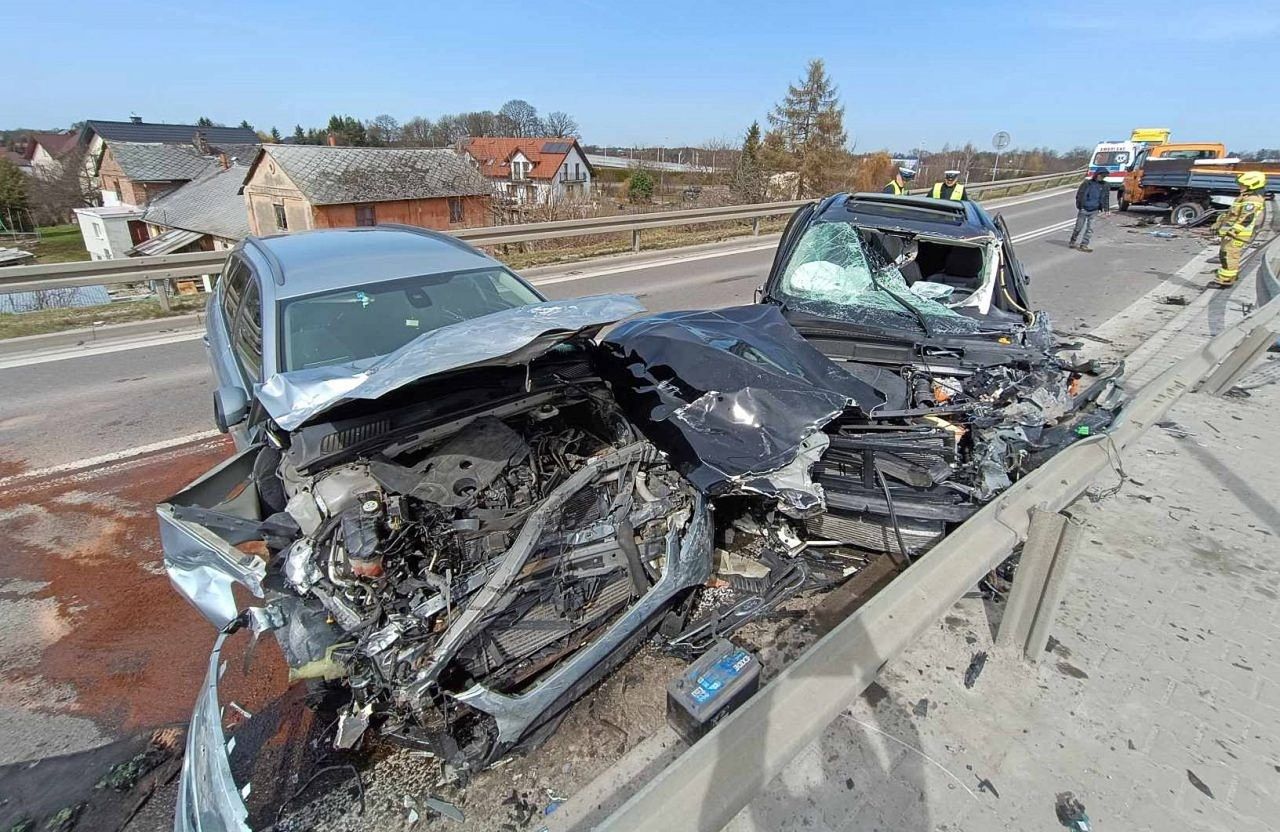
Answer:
[{"xmin": 0, "ymin": 169, "xmax": 1085, "ymax": 305}]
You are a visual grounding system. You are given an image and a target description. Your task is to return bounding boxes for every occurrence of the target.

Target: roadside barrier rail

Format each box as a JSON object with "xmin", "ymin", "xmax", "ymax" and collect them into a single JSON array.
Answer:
[
  {"xmin": 0, "ymin": 169, "xmax": 1085, "ymax": 303},
  {"xmin": 579, "ymin": 236, "xmax": 1280, "ymax": 832}
]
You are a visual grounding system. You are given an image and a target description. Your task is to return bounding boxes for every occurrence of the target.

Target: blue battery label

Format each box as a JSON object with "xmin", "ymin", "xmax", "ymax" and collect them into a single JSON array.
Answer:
[{"xmin": 687, "ymin": 648, "xmax": 752, "ymax": 708}]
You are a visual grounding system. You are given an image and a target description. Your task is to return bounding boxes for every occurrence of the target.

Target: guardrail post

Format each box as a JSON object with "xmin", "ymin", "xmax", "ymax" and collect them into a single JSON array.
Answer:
[
  {"xmin": 1197, "ymin": 323, "xmax": 1279, "ymax": 395},
  {"xmin": 631, "ymin": 229, "xmax": 642, "ymax": 252},
  {"xmin": 154, "ymin": 279, "xmax": 171, "ymax": 313},
  {"xmin": 1024, "ymin": 514, "xmax": 1083, "ymax": 662},
  {"xmin": 997, "ymin": 507, "xmax": 1082, "ymax": 663},
  {"xmin": 752, "ymin": 217, "xmax": 761, "ymax": 236}
]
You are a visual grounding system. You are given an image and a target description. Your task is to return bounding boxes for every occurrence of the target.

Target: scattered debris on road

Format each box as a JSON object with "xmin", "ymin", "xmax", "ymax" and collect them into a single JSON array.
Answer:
[
  {"xmin": 1055, "ymin": 791, "xmax": 1092, "ymax": 830},
  {"xmin": 963, "ymin": 651, "xmax": 989, "ymax": 689},
  {"xmin": 1187, "ymin": 769, "xmax": 1215, "ymax": 799}
]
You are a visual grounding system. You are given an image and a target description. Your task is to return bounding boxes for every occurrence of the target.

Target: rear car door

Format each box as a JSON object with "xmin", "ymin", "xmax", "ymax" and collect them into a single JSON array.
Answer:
[{"xmin": 208, "ymin": 256, "xmax": 252, "ymax": 394}]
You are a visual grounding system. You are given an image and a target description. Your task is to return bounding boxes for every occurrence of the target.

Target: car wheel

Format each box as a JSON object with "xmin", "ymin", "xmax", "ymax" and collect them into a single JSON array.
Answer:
[
  {"xmin": 1171, "ymin": 201, "xmax": 1205, "ymax": 226},
  {"xmin": 1117, "ymin": 197, "xmax": 1130, "ymax": 212}
]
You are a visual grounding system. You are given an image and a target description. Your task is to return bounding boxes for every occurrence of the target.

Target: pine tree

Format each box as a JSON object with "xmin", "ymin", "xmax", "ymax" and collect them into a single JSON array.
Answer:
[
  {"xmin": 732, "ymin": 121, "xmax": 767, "ymax": 203},
  {"xmin": 239, "ymin": 120, "xmax": 254, "ymax": 130},
  {"xmin": 292, "ymin": 125, "xmax": 306, "ymax": 143},
  {"xmin": 763, "ymin": 59, "xmax": 850, "ymax": 198},
  {"xmin": 196, "ymin": 116, "xmax": 214, "ymax": 127},
  {"xmin": 270, "ymin": 126, "xmax": 282, "ymax": 143}
]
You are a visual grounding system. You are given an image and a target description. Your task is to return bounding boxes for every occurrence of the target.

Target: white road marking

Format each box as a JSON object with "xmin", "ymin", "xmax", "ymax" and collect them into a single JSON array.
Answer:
[
  {"xmin": 0, "ymin": 429, "xmax": 225, "ymax": 489},
  {"xmin": 528, "ymin": 241, "xmax": 780, "ymax": 287},
  {"xmin": 0, "ymin": 330, "xmax": 205, "ymax": 371},
  {"xmin": 1011, "ymin": 218, "xmax": 1078, "ymax": 244}
]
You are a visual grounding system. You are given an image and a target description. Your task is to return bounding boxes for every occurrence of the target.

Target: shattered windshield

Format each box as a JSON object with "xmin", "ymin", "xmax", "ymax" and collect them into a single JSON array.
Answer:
[{"xmin": 776, "ymin": 221, "xmax": 985, "ymax": 335}]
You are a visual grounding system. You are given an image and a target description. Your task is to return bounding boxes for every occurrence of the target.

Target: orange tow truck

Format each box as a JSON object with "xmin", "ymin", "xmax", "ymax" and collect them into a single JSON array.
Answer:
[{"xmin": 1118, "ymin": 142, "xmax": 1228, "ymax": 217}]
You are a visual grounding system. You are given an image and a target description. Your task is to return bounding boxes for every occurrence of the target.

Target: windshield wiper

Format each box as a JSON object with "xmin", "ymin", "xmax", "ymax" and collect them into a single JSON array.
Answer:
[{"xmin": 868, "ymin": 266, "xmax": 932, "ymax": 338}]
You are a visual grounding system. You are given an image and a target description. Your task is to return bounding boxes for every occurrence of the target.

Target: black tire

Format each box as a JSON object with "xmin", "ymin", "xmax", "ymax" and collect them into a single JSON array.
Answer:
[
  {"xmin": 1117, "ymin": 197, "xmax": 1130, "ymax": 212},
  {"xmin": 1171, "ymin": 201, "xmax": 1206, "ymax": 226},
  {"xmin": 252, "ymin": 445, "xmax": 288, "ymax": 514}
]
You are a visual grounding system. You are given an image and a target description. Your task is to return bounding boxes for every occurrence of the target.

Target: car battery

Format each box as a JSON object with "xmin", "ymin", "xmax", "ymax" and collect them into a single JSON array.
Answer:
[{"xmin": 666, "ymin": 639, "xmax": 761, "ymax": 745}]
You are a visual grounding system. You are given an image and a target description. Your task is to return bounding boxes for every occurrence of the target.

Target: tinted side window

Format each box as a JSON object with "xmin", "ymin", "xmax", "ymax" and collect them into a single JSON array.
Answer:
[
  {"xmin": 220, "ymin": 258, "xmax": 251, "ymax": 325},
  {"xmin": 232, "ymin": 278, "xmax": 264, "ymax": 381}
]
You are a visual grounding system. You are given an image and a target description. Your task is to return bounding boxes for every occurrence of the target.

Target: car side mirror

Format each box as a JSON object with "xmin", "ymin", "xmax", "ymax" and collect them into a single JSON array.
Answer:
[{"xmin": 213, "ymin": 386, "xmax": 249, "ymax": 433}]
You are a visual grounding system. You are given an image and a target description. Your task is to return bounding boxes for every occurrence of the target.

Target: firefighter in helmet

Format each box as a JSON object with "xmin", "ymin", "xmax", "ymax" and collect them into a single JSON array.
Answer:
[{"xmin": 1210, "ymin": 171, "xmax": 1268, "ymax": 287}]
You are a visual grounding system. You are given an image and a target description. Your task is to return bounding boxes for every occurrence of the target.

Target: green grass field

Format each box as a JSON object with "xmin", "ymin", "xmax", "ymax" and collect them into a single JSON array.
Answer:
[{"xmin": 30, "ymin": 224, "xmax": 90, "ymax": 264}]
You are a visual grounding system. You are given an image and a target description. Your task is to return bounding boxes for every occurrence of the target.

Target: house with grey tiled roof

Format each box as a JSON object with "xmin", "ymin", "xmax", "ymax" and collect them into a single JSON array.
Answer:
[
  {"xmin": 75, "ymin": 119, "xmax": 260, "ymax": 259},
  {"xmin": 134, "ymin": 160, "xmax": 253, "ymax": 256},
  {"xmin": 96, "ymin": 137, "xmax": 259, "ymax": 209},
  {"xmin": 80, "ymin": 115, "xmax": 259, "ymax": 210},
  {"xmin": 241, "ymin": 144, "xmax": 492, "ymax": 235}
]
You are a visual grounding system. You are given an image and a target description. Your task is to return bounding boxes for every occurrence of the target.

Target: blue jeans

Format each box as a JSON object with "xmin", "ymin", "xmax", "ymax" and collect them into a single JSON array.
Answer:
[{"xmin": 1070, "ymin": 209, "xmax": 1098, "ymax": 246}]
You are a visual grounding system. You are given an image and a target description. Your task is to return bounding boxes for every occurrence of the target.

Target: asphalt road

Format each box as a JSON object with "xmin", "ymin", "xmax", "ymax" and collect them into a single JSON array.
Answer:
[{"xmin": 0, "ymin": 190, "xmax": 1209, "ymax": 473}]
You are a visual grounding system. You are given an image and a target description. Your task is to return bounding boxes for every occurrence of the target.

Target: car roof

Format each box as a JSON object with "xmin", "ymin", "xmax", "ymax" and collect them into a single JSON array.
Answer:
[
  {"xmin": 241, "ymin": 226, "xmax": 500, "ymax": 300},
  {"xmin": 812, "ymin": 193, "xmax": 998, "ymax": 240}
]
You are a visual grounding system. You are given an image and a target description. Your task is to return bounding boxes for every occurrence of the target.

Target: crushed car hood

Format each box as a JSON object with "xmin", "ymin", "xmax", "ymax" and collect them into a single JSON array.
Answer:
[
  {"xmin": 600, "ymin": 304, "xmax": 905, "ymax": 512},
  {"xmin": 258, "ymin": 294, "xmax": 645, "ymax": 430}
]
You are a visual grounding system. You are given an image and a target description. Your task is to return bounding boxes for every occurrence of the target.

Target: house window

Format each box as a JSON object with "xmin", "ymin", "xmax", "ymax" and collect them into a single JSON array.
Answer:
[
  {"xmin": 273, "ymin": 203, "xmax": 288, "ymax": 231},
  {"xmin": 448, "ymin": 197, "xmax": 464, "ymax": 224},
  {"xmin": 512, "ymin": 160, "xmax": 528, "ymax": 180},
  {"xmin": 355, "ymin": 204, "xmax": 376, "ymax": 227},
  {"xmin": 93, "ymin": 222, "xmax": 104, "ymax": 240},
  {"xmin": 113, "ymin": 182, "xmax": 123, "ymax": 203},
  {"xmin": 575, "ymin": 162, "xmax": 582, "ymax": 180}
]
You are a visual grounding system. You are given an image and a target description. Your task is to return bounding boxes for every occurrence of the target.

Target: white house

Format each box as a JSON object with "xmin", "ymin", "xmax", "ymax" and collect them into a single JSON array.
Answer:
[
  {"xmin": 73, "ymin": 205, "xmax": 147, "ymax": 260},
  {"xmin": 461, "ymin": 137, "xmax": 594, "ymax": 205}
]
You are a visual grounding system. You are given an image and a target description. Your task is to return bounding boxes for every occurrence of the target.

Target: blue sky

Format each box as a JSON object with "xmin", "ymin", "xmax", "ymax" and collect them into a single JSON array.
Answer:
[{"xmin": 8, "ymin": 0, "xmax": 1278, "ymax": 151}]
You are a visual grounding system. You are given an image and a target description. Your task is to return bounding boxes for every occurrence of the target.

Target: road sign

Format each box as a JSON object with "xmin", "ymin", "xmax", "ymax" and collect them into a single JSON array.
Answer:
[{"xmin": 992, "ymin": 131, "xmax": 1011, "ymax": 180}]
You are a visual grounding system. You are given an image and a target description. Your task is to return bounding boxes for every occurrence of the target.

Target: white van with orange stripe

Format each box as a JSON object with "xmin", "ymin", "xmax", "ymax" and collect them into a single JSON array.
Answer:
[{"xmin": 1090, "ymin": 129, "xmax": 1171, "ymax": 190}]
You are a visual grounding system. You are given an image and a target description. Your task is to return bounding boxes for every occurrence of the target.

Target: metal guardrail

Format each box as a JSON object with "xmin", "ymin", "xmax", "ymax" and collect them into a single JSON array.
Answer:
[
  {"xmin": 0, "ymin": 169, "xmax": 1084, "ymax": 298},
  {"xmin": 587, "ymin": 236, "xmax": 1280, "ymax": 832}
]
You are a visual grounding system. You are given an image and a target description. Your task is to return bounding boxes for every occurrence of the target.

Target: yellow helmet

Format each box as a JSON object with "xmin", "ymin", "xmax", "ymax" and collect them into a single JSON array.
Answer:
[{"xmin": 1237, "ymin": 170, "xmax": 1267, "ymax": 191}]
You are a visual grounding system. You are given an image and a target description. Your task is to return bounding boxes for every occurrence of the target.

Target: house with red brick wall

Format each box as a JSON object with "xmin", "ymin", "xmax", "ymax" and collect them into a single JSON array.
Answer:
[{"xmin": 240, "ymin": 145, "xmax": 492, "ymax": 235}]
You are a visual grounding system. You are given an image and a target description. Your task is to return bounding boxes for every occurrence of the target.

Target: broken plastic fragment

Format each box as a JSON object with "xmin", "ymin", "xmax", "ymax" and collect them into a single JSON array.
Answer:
[{"xmin": 334, "ymin": 703, "xmax": 373, "ymax": 749}]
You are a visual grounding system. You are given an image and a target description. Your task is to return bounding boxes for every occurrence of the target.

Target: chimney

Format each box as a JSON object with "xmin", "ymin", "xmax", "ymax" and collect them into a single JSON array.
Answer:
[
  {"xmin": 129, "ymin": 114, "xmax": 142, "ymax": 124},
  {"xmin": 326, "ymin": 132, "xmax": 338, "ymax": 147},
  {"xmin": 219, "ymin": 152, "xmax": 231, "ymax": 171},
  {"xmin": 192, "ymin": 130, "xmax": 211, "ymax": 156}
]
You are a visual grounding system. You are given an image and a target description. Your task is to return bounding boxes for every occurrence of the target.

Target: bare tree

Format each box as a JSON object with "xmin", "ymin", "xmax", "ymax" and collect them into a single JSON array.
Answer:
[
  {"xmin": 498, "ymin": 100, "xmax": 544, "ymax": 137},
  {"xmin": 543, "ymin": 111, "xmax": 580, "ymax": 139},
  {"xmin": 369, "ymin": 114, "xmax": 403, "ymax": 146},
  {"xmin": 24, "ymin": 147, "xmax": 96, "ymax": 225},
  {"xmin": 401, "ymin": 116, "xmax": 434, "ymax": 146}
]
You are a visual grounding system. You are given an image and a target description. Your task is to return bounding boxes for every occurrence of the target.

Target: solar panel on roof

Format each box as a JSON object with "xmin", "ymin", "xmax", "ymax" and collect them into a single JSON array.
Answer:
[{"xmin": 542, "ymin": 142, "xmax": 572, "ymax": 153}]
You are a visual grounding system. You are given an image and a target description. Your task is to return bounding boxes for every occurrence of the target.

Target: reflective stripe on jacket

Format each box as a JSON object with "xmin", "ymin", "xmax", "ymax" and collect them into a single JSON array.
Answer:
[
  {"xmin": 931, "ymin": 181, "xmax": 965, "ymax": 200},
  {"xmin": 1216, "ymin": 194, "xmax": 1265, "ymax": 241},
  {"xmin": 884, "ymin": 180, "xmax": 905, "ymax": 194}
]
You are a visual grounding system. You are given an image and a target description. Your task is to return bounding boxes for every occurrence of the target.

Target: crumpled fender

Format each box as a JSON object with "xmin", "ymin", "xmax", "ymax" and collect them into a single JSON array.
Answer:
[{"xmin": 158, "ymin": 446, "xmax": 266, "ymax": 629}]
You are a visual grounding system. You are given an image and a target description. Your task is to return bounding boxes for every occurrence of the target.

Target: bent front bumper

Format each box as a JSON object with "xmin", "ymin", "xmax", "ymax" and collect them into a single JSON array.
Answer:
[{"xmin": 175, "ymin": 632, "xmax": 251, "ymax": 832}]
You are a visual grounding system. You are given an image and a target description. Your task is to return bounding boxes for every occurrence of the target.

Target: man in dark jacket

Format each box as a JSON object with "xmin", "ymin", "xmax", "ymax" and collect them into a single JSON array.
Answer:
[{"xmin": 1069, "ymin": 168, "xmax": 1111, "ymax": 252}]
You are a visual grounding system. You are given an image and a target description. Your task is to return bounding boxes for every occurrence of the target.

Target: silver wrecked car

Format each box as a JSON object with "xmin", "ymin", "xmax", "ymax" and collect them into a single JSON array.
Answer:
[{"xmin": 160, "ymin": 227, "xmax": 711, "ymax": 830}]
